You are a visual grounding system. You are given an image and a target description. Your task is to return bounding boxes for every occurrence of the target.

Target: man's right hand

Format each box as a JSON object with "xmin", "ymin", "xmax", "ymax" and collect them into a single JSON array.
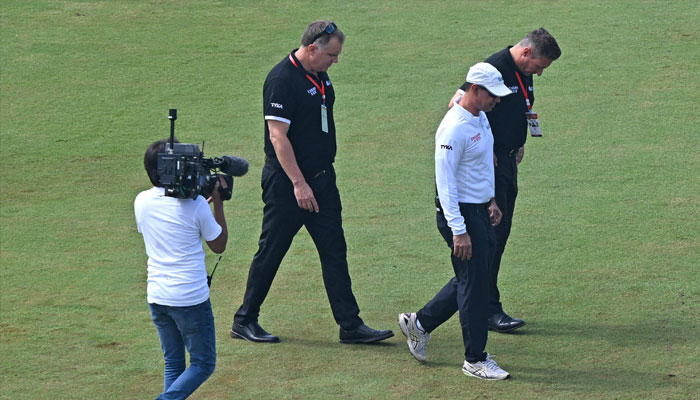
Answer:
[
  {"xmin": 453, "ymin": 233, "xmax": 472, "ymax": 261},
  {"xmin": 267, "ymin": 119, "xmax": 320, "ymax": 213},
  {"xmin": 294, "ymin": 180, "xmax": 319, "ymax": 213}
]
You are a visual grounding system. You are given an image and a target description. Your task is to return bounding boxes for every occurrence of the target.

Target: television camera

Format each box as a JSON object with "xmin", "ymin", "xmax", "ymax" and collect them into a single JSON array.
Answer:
[{"xmin": 157, "ymin": 109, "xmax": 248, "ymax": 200}]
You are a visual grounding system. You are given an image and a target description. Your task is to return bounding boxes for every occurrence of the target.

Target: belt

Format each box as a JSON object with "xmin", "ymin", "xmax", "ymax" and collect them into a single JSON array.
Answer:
[
  {"xmin": 436, "ymin": 196, "xmax": 490, "ymax": 214},
  {"xmin": 265, "ymin": 156, "xmax": 330, "ymax": 179},
  {"xmin": 460, "ymin": 201, "xmax": 491, "ymax": 209},
  {"xmin": 495, "ymin": 148, "xmax": 519, "ymax": 158}
]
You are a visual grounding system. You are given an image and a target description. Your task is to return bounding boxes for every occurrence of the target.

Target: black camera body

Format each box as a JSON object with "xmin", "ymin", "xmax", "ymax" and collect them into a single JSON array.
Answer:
[{"xmin": 157, "ymin": 109, "xmax": 247, "ymax": 200}]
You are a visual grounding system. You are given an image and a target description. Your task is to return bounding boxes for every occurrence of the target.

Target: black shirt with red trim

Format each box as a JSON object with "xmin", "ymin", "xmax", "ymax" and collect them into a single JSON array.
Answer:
[
  {"xmin": 263, "ymin": 50, "xmax": 336, "ymax": 177},
  {"xmin": 460, "ymin": 47, "xmax": 534, "ymax": 152}
]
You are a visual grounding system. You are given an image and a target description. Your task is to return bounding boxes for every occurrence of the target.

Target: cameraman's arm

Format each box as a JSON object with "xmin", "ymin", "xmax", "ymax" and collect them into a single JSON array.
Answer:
[
  {"xmin": 206, "ymin": 178, "xmax": 228, "ymax": 254},
  {"xmin": 268, "ymin": 120, "xmax": 319, "ymax": 213}
]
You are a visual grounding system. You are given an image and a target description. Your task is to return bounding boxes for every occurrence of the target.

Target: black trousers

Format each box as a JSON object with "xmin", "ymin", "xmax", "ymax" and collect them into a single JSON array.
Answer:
[
  {"xmin": 490, "ymin": 152, "xmax": 518, "ymax": 314},
  {"xmin": 416, "ymin": 203, "xmax": 495, "ymax": 363},
  {"xmin": 234, "ymin": 164, "xmax": 363, "ymax": 331}
]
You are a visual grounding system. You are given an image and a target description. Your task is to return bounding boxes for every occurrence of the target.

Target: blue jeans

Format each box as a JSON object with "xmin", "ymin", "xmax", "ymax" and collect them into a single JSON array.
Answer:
[{"xmin": 149, "ymin": 299, "xmax": 216, "ymax": 400}]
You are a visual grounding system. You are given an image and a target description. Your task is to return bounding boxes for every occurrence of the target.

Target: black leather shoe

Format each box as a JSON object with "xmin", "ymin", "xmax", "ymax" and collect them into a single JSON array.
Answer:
[
  {"xmin": 488, "ymin": 312, "xmax": 525, "ymax": 333},
  {"xmin": 339, "ymin": 324, "xmax": 394, "ymax": 344},
  {"xmin": 230, "ymin": 321, "xmax": 280, "ymax": 343}
]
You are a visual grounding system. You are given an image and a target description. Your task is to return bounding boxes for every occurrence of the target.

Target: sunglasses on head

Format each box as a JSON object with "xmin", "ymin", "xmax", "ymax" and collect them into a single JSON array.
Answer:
[{"xmin": 310, "ymin": 22, "xmax": 337, "ymax": 44}]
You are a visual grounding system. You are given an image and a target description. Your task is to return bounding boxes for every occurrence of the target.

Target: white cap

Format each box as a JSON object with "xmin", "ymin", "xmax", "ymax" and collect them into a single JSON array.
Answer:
[{"xmin": 466, "ymin": 62, "xmax": 512, "ymax": 97}]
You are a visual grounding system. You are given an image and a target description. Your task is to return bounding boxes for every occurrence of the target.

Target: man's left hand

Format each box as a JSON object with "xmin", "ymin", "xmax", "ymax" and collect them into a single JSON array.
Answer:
[
  {"xmin": 207, "ymin": 176, "xmax": 228, "ymax": 204},
  {"xmin": 516, "ymin": 146, "xmax": 524, "ymax": 165}
]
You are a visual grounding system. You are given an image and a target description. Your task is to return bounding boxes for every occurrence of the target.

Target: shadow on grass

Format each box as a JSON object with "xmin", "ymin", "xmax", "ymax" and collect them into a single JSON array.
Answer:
[
  {"xmin": 508, "ymin": 320, "xmax": 696, "ymax": 395},
  {"xmin": 284, "ymin": 336, "xmax": 400, "ymax": 349},
  {"xmin": 528, "ymin": 319, "xmax": 694, "ymax": 346},
  {"xmin": 228, "ymin": 335, "xmax": 400, "ymax": 350},
  {"xmin": 410, "ymin": 319, "xmax": 696, "ymax": 396}
]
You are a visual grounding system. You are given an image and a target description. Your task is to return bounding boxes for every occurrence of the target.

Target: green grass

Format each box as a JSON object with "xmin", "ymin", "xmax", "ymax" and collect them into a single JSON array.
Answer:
[{"xmin": 2, "ymin": 0, "xmax": 699, "ymax": 399}]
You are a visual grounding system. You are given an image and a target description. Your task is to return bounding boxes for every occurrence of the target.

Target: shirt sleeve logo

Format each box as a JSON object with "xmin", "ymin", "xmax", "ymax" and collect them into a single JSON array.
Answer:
[
  {"xmin": 270, "ymin": 102, "xmax": 283, "ymax": 109},
  {"xmin": 440, "ymin": 144, "xmax": 453, "ymax": 150}
]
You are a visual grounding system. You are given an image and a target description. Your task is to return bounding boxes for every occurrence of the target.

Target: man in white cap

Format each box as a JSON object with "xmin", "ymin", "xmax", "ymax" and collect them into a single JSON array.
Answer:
[
  {"xmin": 449, "ymin": 29, "xmax": 561, "ymax": 334},
  {"xmin": 398, "ymin": 62, "xmax": 512, "ymax": 380}
]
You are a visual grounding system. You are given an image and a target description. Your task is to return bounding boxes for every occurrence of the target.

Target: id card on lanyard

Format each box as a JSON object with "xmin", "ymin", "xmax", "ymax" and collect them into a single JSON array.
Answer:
[
  {"xmin": 515, "ymin": 72, "xmax": 542, "ymax": 137},
  {"xmin": 321, "ymin": 104, "xmax": 328, "ymax": 133},
  {"xmin": 305, "ymin": 78, "xmax": 328, "ymax": 133},
  {"xmin": 289, "ymin": 54, "xmax": 329, "ymax": 134}
]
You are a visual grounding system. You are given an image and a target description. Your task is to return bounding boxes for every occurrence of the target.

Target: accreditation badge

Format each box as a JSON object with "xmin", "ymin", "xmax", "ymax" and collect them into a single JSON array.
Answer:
[
  {"xmin": 321, "ymin": 104, "xmax": 329, "ymax": 133},
  {"xmin": 526, "ymin": 110, "xmax": 542, "ymax": 137}
]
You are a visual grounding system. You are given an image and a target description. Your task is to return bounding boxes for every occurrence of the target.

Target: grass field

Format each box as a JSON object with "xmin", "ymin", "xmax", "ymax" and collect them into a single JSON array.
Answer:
[{"xmin": 1, "ymin": 1, "xmax": 699, "ymax": 399}]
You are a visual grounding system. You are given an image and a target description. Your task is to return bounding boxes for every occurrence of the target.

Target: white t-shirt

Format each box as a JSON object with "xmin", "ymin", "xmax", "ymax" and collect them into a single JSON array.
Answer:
[
  {"xmin": 134, "ymin": 187, "xmax": 222, "ymax": 307},
  {"xmin": 435, "ymin": 103, "xmax": 495, "ymax": 235}
]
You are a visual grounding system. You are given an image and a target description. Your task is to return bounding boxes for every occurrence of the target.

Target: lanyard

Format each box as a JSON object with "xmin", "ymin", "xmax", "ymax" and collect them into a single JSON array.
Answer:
[
  {"xmin": 289, "ymin": 54, "xmax": 326, "ymax": 105},
  {"xmin": 514, "ymin": 72, "xmax": 532, "ymax": 110}
]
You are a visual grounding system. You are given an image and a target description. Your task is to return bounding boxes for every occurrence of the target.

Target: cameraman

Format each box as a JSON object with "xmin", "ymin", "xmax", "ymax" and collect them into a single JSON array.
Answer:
[{"xmin": 134, "ymin": 139, "xmax": 228, "ymax": 400}]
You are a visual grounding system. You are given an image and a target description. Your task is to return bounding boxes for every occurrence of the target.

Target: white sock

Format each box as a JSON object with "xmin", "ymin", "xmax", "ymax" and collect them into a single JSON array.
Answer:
[{"xmin": 416, "ymin": 318, "xmax": 425, "ymax": 332}]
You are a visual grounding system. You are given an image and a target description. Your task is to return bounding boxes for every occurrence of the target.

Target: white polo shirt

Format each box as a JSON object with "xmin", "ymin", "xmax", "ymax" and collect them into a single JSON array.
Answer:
[
  {"xmin": 435, "ymin": 103, "xmax": 495, "ymax": 235},
  {"xmin": 134, "ymin": 187, "xmax": 222, "ymax": 307}
]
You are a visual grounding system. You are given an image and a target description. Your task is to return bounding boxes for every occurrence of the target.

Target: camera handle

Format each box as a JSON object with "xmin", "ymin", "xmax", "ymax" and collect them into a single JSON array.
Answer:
[
  {"xmin": 168, "ymin": 109, "xmax": 177, "ymax": 152},
  {"xmin": 207, "ymin": 255, "xmax": 222, "ymax": 287}
]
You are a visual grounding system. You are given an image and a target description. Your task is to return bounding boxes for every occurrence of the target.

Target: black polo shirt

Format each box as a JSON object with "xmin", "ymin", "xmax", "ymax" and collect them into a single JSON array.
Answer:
[
  {"xmin": 460, "ymin": 47, "xmax": 534, "ymax": 152},
  {"xmin": 263, "ymin": 50, "xmax": 336, "ymax": 177}
]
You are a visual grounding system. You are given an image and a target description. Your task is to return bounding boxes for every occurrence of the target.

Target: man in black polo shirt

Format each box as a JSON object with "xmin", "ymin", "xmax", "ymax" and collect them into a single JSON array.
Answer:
[
  {"xmin": 231, "ymin": 20, "xmax": 393, "ymax": 345},
  {"xmin": 448, "ymin": 28, "xmax": 561, "ymax": 333}
]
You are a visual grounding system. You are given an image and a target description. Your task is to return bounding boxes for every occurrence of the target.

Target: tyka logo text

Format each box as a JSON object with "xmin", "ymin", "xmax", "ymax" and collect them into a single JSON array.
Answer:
[{"xmin": 440, "ymin": 144, "xmax": 453, "ymax": 150}]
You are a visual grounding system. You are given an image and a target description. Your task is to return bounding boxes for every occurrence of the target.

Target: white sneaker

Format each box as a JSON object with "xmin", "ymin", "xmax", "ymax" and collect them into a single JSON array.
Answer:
[
  {"xmin": 462, "ymin": 355, "xmax": 510, "ymax": 380},
  {"xmin": 398, "ymin": 313, "xmax": 430, "ymax": 362}
]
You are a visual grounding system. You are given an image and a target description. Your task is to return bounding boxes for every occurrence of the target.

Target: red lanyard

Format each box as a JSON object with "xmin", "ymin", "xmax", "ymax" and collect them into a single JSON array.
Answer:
[
  {"xmin": 514, "ymin": 72, "xmax": 531, "ymax": 110},
  {"xmin": 289, "ymin": 54, "xmax": 326, "ymax": 105}
]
